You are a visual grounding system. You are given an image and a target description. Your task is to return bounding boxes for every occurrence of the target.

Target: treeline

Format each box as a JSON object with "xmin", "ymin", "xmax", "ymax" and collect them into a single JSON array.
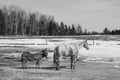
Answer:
[
  {"xmin": 0, "ymin": 6, "xmax": 85, "ymax": 36},
  {"xmin": 103, "ymin": 27, "xmax": 120, "ymax": 35},
  {"xmin": 86, "ymin": 28, "xmax": 120, "ymax": 35},
  {"xmin": 0, "ymin": 6, "xmax": 119, "ymax": 36}
]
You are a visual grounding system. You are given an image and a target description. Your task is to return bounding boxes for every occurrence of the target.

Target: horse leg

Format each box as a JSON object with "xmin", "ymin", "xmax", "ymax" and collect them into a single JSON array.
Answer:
[
  {"xmin": 36, "ymin": 60, "xmax": 38, "ymax": 69},
  {"xmin": 22, "ymin": 60, "xmax": 26, "ymax": 69},
  {"xmin": 57, "ymin": 63, "xmax": 60, "ymax": 70},
  {"xmin": 57, "ymin": 57, "xmax": 62, "ymax": 70},
  {"xmin": 36, "ymin": 61, "xmax": 37, "ymax": 68},
  {"xmin": 21, "ymin": 58, "xmax": 25, "ymax": 69},
  {"xmin": 70, "ymin": 56, "xmax": 73, "ymax": 69},
  {"xmin": 25, "ymin": 62, "xmax": 27, "ymax": 69},
  {"xmin": 22, "ymin": 62, "xmax": 24, "ymax": 69},
  {"xmin": 24, "ymin": 60, "xmax": 27, "ymax": 69},
  {"xmin": 37, "ymin": 60, "xmax": 40, "ymax": 69},
  {"xmin": 56, "ymin": 60, "xmax": 59, "ymax": 70},
  {"xmin": 70, "ymin": 55, "xmax": 76, "ymax": 70},
  {"xmin": 22, "ymin": 62, "xmax": 26, "ymax": 69},
  {"xmin": 56, "ymin": 58, "xmax": 60, "ymax": 70},
  {"xmin": 72, "ymin": 56, "xmax": 76, "ymax": 70}
]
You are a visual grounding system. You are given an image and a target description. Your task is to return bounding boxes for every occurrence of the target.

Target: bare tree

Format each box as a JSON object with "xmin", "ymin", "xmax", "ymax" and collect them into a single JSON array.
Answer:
[{"xmin": 77, "ymin": 24, "xmax": 82, "ymax": 35}]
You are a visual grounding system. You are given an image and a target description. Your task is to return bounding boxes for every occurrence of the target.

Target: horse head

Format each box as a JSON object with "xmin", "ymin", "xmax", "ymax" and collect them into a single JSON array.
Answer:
[
  {"xmin": 41, "ymin": 48, "xmax": 48, "ymax": 59},
  {"xmin": 83, "ymin": 39, "xmax": 89, "ymax": 50}
]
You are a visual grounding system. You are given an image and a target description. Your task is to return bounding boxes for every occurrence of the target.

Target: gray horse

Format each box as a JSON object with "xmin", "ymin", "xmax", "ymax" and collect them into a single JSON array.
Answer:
[
  {"xmin": 53, "ymin": 40, "xmax": 89, "ymax": 70},
  {"xmin": 21, "ymin": 49, "xmax": 48, "ymax": 69}
]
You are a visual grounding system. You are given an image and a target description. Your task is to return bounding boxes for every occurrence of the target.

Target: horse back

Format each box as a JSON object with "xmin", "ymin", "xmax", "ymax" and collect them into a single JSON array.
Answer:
[
  {"xmin": 69, "ymin": 43, "xmax": 79, "ymax": 55},
  {"xmin": 21, "ymin": 52, "xmax": 34, "ymax": 61},
  {"xmin": 21, "ymin": 52, "xmax": 30, "ymax": 58},
  {"xmin": 55, "ymin": 44, "xmax": 72, "ymax": 57},
  {"xmin": 33, "ymin": 53, "xmax": 42, "ymax": 60}
]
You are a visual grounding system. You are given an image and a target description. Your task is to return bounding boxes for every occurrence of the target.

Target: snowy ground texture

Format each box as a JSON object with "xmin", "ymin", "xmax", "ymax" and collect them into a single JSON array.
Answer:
[
  {"xmin": 0, "ymin": 37, "xmax": 120, "ymax": 60},
  {"xmin": 0, "ymin": 35, "xmax": 120, "ymax": 80}
]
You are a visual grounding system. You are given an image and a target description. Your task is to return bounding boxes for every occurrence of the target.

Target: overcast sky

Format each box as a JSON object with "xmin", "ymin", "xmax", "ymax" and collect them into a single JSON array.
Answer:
[{"xmin": 0, "ymin": 0, "xmax": 120, "ymax": 32}]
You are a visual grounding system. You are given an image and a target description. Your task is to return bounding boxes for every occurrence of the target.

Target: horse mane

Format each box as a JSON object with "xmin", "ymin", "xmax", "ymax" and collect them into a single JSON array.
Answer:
[{"xmin": 77, "ymin": 40, "xmax": 87, "ymax": 48}]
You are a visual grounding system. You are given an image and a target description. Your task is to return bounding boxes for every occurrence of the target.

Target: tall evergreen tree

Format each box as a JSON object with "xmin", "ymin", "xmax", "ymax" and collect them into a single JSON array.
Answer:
[
  {"xmin": 0, "ymin": 10, "xmax": 5, "ymax": 35},
  {"xmin": 71, "ymin": 24, "xmax": 76, "ymax": 35},
  {"xmin": 47, "ymin": 21, "xmax": 53, "ymax": 35},
  {"xmin": 77, "ymin": 24, "xmax": 82, "ymax": 35},
  {"xmin": 103, "ymin": 27, "xmax": 110, "ymax": 34},
  {"xmin": 60, "ymin": 22, "xmax": 65, "ymax": 35}
]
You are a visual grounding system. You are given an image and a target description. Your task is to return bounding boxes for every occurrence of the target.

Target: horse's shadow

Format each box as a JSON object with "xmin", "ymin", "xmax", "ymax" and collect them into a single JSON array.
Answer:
[
  {"xmin": 41, "ymin": 66, "xmax": 66, "ymax": 70},
  {"xmin": 13, "ymin": 66, "xmax": 66, "ymax": 70}
]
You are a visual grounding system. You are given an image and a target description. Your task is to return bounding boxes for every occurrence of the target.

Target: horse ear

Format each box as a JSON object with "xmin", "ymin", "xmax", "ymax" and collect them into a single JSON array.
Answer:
[
  {"xmin": 44, "ymin": 48, "xmax": 47, "ymax": 51},
  {"xmin": 85, "ymin": 39, "xmax": 88, "ymax": 42},
  {"xmin": 41, "ymin": 48, "xmax": 44, "ymax": 51},
  {"xmin": 84, "ymin": 39, "xmax": 87, "ymax": 42}
]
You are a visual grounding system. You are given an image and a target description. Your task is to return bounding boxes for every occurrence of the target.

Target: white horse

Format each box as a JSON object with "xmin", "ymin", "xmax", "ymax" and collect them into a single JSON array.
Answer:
[{"xmin": 53, "ymin": 39, "xmax": 89, "ymax": 70}]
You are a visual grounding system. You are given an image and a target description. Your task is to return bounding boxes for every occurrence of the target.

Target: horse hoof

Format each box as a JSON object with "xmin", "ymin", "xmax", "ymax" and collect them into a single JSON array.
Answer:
[
  {"xmin": 56, "ymin": 68, "xmax": 60, "ymax": 70},
  {"xmin": 71, "ymin": 69, "xmax": 76, "ymax": 72}
]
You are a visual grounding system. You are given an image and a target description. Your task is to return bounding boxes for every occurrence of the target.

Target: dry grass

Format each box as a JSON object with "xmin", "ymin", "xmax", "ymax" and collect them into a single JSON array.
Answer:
[
  {"xmin": 0, "ymin": 35, "xmax": 120, "ymax": 80},
  {"xmin": 0, "ymin": 56, "xmax": 120, "ymax": 80}
]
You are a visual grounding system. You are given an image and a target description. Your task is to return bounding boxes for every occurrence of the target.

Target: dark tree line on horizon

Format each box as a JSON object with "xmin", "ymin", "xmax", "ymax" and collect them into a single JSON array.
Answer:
[{"xmin": 0, "ymin": 6, "xmax": 120, "ymax": 36}]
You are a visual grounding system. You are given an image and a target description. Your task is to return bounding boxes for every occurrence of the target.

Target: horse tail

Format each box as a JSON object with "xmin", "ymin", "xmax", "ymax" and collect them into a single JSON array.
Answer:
[
  {"xmin": 21, "ymin": 53, "xmax": 23, "ymax": 62},
  {"xmin": 21, "ymin": 52, "xmax": 26, "ymax": 62},
  {"xmin": 20, "ymin": 52, "xmax": 29, "ymax": 62},
  {"xmin": 53, "ymin": 51, "xmax": 56, "ymax": 66},
  {"xmin": 53, "ymin": 46, "xmax": 58, "ymax": 66}
]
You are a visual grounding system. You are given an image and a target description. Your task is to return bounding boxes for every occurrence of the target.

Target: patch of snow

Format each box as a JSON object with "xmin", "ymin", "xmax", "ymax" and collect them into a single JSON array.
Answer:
[{"xmin": 0, "ymin": 38, "xmax": 120, "ymax": 63}]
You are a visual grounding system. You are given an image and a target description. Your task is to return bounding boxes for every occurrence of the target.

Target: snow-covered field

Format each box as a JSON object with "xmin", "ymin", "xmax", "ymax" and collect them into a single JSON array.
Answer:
[
  {"xmin": 0, "ymin": 38, "xmax": 120, "ymax": 63},
  {"xmin": 1, "ymin": 37, "xmax": 120, "ymax": 80}
]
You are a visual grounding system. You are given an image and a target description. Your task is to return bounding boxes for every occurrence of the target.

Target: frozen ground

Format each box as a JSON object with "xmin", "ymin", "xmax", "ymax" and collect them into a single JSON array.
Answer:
[
  {"xmin": 0, "ymin": 37, "xmax": 120, "ymax": 80},
  {"xmin": 0, "ymin": 38, "xmax": 120, "ymax": 58}
]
